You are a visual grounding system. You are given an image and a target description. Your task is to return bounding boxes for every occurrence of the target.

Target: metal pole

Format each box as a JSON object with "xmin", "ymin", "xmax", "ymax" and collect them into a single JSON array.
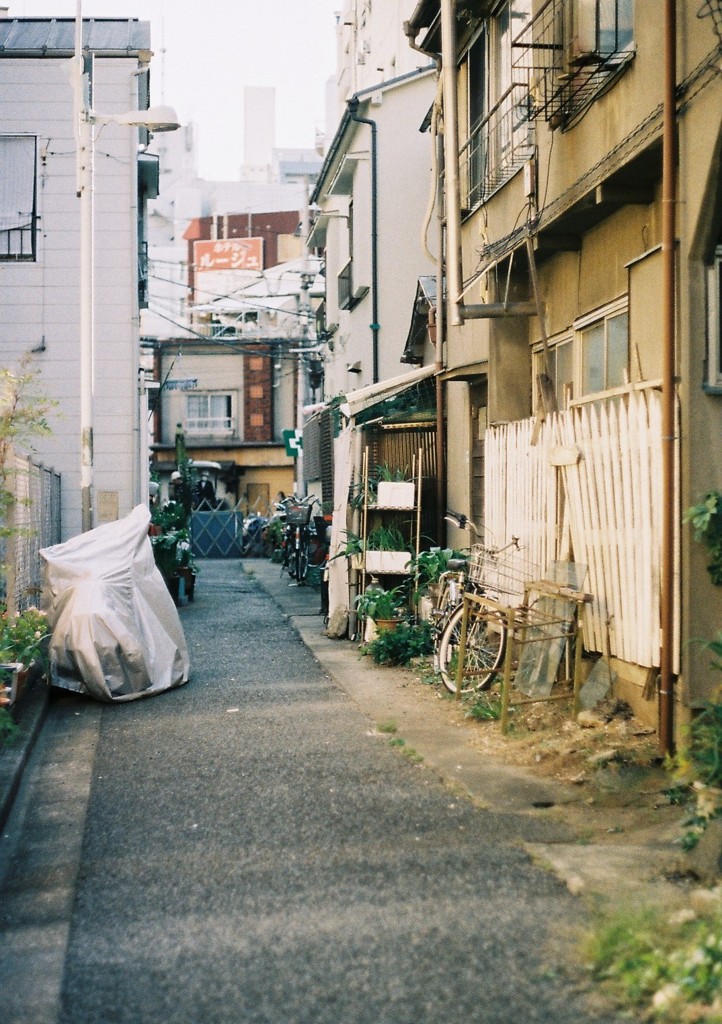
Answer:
[
  {"xmin": 659, "ymin": 0, "xmax": 677, "ymax": 755},
  {"xmin": 440, "ymin": 0, "xmax": 464, "ymax": 327},
  {"xmin": 347, "ymin": 100, "xmax": 380, "ymax": 383},
  {"xmin": 295, "ymin": 178, "xmax": 312, "ymax": 495},
  {"xmin": 76, "ymin": 1, "xmax": 94, "ymax": 532},
  {"xmin": 435, "ymin": 121, "xmax": 447, "ymax": 537}
]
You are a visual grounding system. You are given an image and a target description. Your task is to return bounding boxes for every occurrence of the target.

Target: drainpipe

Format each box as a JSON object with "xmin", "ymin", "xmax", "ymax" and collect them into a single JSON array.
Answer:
[
  {"xmin": 435, "ymin": 119, "xmax": 447, "ymax": 533},
  {"xmin": 347, "ymin": 98, "xmax": 380, "ymax": 384},
  {"xmin": 440, "ymin": 0, "xmax": 464, "ymax": 327},
  {"xmin": 659, "ymin": 0, "xmax": 677, "ymax": 756}
]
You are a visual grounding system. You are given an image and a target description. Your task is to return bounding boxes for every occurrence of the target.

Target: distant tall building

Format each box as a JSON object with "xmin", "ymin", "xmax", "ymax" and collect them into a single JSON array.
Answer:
[{"xmin": 243, "ymin": 86, "xmax": 276, "ymax": 178}]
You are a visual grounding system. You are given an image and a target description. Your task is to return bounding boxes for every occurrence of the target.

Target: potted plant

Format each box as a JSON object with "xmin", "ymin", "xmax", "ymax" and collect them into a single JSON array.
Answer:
[
  {"xmin": 0, "ymin": 605, "xmax": 50, "ymax": 707},
  {"xmin": 354, "ymin": 582, "xmax": 408, "ymax": 633},
  {"xmin": 375, "ymin": 464, "xmax": 414, "ymax": 509},
  {"xmin": 332, "ymin": 531, "xmax": 365, "ymax": 569},
  {"xmin": 150, "ymin": 498, "xmax": 196, "ymax": 603},
  {"xmin": 364, "ymin": 525, "xmax": 412, "ymax": 574},
  {"xmin": 408, "ymin": 547, "xmax": 468, "ymax": 601}
]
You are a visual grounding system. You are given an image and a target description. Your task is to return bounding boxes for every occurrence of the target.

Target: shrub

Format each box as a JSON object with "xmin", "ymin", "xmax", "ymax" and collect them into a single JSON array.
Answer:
[{"xmin": 363, "ymin": 620, "xmax": 433, "ymax": 666}]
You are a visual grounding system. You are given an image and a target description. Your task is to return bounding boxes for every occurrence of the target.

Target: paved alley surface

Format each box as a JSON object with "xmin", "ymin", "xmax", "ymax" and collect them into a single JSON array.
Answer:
[{"xmin": 0, "ymin": 560, "xmax": 624, "ymax": 1023}]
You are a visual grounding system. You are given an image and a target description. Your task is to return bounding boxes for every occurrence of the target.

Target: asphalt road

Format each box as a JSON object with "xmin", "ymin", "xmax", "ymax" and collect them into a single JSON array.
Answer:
[{"xmin": 0, "ymin": 561, "xmax": 624, "ymax": 1023}]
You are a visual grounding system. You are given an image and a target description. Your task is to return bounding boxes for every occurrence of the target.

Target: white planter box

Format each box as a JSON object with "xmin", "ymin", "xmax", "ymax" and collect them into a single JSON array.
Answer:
[
  {"xmin": 365, "ymin": 551, "xmax": 411, "ymax": 574},
  {"xmin": 376, "ymin": 481, "xmax": 415, "ymax": 508}
]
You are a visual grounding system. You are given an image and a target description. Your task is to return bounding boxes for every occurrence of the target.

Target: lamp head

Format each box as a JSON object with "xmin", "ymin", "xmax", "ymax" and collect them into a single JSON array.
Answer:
[{"xmin": 111, "ymin": 105, "xmax": 181, "ymax": 132}]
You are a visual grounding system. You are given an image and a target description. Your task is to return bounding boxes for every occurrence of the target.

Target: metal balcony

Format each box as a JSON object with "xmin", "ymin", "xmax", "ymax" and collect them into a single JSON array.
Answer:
[
  {"xmin": 459, "ymin": 81, "xmax": 535, "ymax": 213},
  {"xmin": 512, "ymin": 0, "xmax": 634, "ymax": 129}
]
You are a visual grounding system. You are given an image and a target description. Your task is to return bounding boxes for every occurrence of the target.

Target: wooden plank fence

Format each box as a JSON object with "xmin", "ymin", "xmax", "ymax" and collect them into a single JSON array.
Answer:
[{"xmin": 485, "ymin": 387, "xmax": 679, "ymax": 670}]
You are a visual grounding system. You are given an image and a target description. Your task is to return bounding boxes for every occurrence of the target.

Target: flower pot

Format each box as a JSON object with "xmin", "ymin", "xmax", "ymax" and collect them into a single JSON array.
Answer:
[
  {"xmin": 374, "ymin": 618, "xmax": 400, "ymax": 632},
  {"xmin": 376, "ymin": 481, "xmax": 415, "ymax": 508},
  {"xmin": 365, "ymin": 551, "xmax": 410, "ymax": 574}
]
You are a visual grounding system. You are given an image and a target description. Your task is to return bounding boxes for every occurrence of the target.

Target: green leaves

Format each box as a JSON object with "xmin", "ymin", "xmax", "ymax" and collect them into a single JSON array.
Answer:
[{"xmin": 684, "ymin": 491, "xmax": 722, "ymax": 585}]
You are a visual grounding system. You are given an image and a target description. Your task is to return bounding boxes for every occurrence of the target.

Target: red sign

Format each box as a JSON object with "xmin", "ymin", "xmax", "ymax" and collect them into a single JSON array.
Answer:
[{"xmin": 194, "ymin": 237, "xmax": 264, "ymax": 272}]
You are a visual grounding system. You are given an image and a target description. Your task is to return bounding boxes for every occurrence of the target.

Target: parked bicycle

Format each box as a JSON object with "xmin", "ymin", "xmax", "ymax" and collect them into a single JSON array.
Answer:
[
  {"xmin": 278, "ymin": 494, "xmax": 319, "ymax": 585},
  {"xmin": 432, "ymin": 511, "xmax": 532, "ymax": 694}
]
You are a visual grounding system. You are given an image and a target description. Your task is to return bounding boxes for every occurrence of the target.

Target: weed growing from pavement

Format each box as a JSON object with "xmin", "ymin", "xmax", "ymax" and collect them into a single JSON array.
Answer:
[
  {"xmin": 465, "ymin": 693, "xmax": 502, "ymax": 721},
  {"xmin": 387, "ymin": 735, "xmax": 424, "ymax": 763},
  {"xmin": 584, "ymin": 904, "xmax": 722, "ymax": 1021}
]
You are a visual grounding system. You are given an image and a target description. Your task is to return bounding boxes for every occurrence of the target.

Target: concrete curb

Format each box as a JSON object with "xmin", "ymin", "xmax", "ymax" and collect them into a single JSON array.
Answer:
[{"xmin": 0, "ymin": 679, "xmax": 49, "ymax": 834}]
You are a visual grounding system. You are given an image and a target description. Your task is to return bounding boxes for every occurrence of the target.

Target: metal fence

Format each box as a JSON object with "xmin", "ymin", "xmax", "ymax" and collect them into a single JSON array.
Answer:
[{"xmin": 0, "ymin": 449, "xmax": 61, "ymax": 613}]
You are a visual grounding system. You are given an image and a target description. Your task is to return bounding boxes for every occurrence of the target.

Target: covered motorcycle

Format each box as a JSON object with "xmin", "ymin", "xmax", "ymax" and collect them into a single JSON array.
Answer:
[{"xmin": 40, "ymin": 505, "xmax": 190, "ymax": 702}]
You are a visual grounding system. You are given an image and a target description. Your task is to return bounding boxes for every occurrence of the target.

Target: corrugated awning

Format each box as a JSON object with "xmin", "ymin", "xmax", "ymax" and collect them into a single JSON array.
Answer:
[{"xmin": 341, "ymin": 365, "xmax": 436, "ymax": 420}]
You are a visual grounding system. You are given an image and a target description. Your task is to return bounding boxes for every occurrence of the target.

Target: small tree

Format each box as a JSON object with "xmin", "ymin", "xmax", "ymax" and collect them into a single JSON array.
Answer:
[
  {"xmin": 0, "ymin": 354, "xmax": 55, "ymax": 542},
  {"xmin": 0, "ymin": 356, "xmax": 55, "ymax": 730}
]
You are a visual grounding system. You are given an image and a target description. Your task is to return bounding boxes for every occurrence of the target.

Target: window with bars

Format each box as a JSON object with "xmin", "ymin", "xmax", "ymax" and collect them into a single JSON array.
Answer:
[
  {"xmin": 460, "ymin": 0, "xmax": 534, "ymax": 212},
  {"xmin": 513, "ymin": 0, "xmax": 635, "ymax": 128},
  {"xmin": 0, "ymin": 135, "xmax": 37, "ymax": 261}
]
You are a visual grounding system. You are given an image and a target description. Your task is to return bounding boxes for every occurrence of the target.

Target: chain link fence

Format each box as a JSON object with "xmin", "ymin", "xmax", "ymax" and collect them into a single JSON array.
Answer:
[{"xmin": 1, "ymin": 449, "xmax": 61, "ymax": 613}]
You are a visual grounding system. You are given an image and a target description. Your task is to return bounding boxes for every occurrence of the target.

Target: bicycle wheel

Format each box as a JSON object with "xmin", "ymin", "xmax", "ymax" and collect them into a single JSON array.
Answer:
[
  {"xmin": 294, "ymin": 544, "xmax": 308, "ymax": 584},
  {"xmin": 436, "ymin": 603, "xmax": 506, "ymax": 694}
]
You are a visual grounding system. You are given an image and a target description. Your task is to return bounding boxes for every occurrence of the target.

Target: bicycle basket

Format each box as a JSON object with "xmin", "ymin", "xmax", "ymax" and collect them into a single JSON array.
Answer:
[
  {"xmin": 286, "ymin": 503, "xmax": 313, "ymax": 526},
  {"xmin": 467, "ymin": 545, "xmax": 540, "ymax": 604}
]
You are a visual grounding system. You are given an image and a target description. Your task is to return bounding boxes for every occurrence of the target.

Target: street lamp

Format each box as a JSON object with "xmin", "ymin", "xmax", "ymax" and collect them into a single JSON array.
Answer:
[{"xmin": 73, "ymin": 3, "xmax": 179, "ymax": 531}]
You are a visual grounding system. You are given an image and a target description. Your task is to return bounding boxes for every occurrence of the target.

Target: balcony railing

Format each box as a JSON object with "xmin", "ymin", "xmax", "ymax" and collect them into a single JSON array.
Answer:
[
  {"xmin": 512, "ymin": 0, "xmax": 634, "ymax": 129},
  {"xmin": 185, "ymin": 416, "xmax": 234, "ymax": 435},
  {"xmin": 459, "ymin": 82, "xmax": 535, "ymax": 213},
  {"xmin": 0, "ymin": 220, "xmax": 36, "ymax": 261}
]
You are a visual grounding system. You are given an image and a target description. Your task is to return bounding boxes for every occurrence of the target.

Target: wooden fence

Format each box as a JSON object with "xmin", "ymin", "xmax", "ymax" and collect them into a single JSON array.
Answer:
[{"xmin": 485, "ymin": 386, "xmax": 678, "ymax": 670}]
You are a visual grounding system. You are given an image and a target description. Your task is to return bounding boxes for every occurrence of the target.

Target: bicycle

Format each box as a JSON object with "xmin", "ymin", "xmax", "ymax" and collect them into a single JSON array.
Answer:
[
  {"xmin": 279, "ymin": 495, "xmax": 318, "ymax": 585},
  {"xmin": 432, "ymin": 512, "xmax": 532, "ymax": 695}
]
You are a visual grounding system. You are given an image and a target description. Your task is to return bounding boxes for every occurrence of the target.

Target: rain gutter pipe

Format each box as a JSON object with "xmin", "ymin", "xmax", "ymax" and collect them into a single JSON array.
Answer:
[
  {"xmin": 435, "ymin": 106, "xmax": 447, "ymax": 532},
  {"xmin": 347, "ymin": 98, "xmax": 380, "ymax": 384},
  {"xmin": 440, "ymin": 0, "xmax": 464, "ymax": 328},
  {"xmin": 659, "ymin": 0, "xmax": 677, "ymax": 755}
]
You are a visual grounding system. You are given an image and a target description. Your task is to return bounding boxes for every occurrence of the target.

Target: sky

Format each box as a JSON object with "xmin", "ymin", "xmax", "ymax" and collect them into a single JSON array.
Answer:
[{"xmin": 11, "ymin": 0, "xmax": 341, "ymax": 179}]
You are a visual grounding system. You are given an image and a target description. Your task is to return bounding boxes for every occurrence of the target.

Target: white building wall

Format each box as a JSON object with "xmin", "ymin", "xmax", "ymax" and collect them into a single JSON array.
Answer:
[
  {"xmin": 334, "ymin": 0, "xmax": 428, "ymax": 115},
  {"xmin": 0, "ymin": 55, "xmax": 146, "ymax": 539},
  {"xmin": 320, "ymin": 70, "xmax": 436, "ymax": 394},
  {"xmin": 159, "ymin": 352, "xmax": 244, "ymax": 444}
]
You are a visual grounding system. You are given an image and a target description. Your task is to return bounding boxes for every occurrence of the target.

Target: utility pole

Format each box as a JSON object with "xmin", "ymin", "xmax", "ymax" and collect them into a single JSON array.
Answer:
[{"xmin": 295, "ymin": 178, "xmax": 313, "ymax": 496}]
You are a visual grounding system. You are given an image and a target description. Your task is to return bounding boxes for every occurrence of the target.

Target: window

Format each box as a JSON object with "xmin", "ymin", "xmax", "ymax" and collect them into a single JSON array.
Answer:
[
  {"xmin": 580, "ymin": 307, "xmax": 628, "ymax": 395},
  {"xmin": 461, "ymin": 1, "xmax": 533, "ymax": 211},
  {"xmin": 534, "ymin": 335, "xmax": 574, "ymax": 410},
  {"xmin": 574, "ymin": 0, "xmax": 633, "ymax": 58},
  {"xmin": 0, "ymin": 136, "xmax": 37, "ymax": 260},
  {"xmin": 533, "ymin": 300, "xmax": 629, "ymax": 408},
  {"xmin": 706, "ymin": 245, "xmax": 722, "ymax": 391},
  {"xmin": 186, "ymin": 393, "xmax": 233, "ymax": 435}
]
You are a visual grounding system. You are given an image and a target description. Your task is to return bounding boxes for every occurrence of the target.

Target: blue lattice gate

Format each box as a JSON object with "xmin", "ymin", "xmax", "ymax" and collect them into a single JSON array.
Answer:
[{"xmin": 191, "ymin": 504, "xmax": 243, "ymax": 558}]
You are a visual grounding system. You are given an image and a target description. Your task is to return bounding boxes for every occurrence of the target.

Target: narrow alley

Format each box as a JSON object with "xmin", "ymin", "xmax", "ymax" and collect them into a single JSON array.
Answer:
[{"xmin": 0, "ymin": 560, "xmax": 624, "ymax": 1023}]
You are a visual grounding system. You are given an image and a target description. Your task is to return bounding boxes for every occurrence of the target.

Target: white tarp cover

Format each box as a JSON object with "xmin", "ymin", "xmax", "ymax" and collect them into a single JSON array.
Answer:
[{"xmin": 40, "ymin": 505, "xmax": 190, "ymax": 702}]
